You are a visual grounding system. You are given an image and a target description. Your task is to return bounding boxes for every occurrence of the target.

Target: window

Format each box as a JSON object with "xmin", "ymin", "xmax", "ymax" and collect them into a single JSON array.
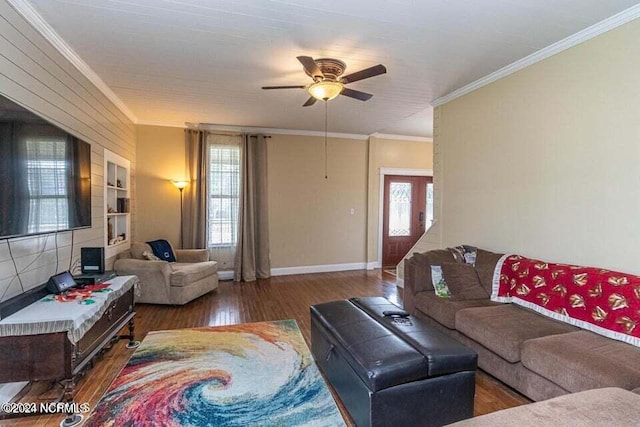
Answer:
[
  {"xmin": 388, "ymin": 182, "xmax": 412, "ymax": 236},
  {"xmin": 208, "ymin": 141, "xmax": 240, "ymax": 247},
  {"xmin": 426, "ymin": 182, "xmax": 434, "ymax": 226}
]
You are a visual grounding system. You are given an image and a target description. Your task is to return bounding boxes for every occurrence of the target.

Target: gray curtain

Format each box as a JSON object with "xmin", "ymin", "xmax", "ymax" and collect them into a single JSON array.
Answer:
[
  {"xmin": 183, "ymin": 129, "xmax": 208, "ymax": 249},
  {"xmin": 234, "ymin": 134, "xmax": 270, "ymax": 281}
]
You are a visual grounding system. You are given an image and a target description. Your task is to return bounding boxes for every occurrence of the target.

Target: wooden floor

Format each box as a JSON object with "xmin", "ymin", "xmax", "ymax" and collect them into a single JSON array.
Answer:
[{"xmin": 5, "ymin": 270, "xmax": 528, "ymax": 426}]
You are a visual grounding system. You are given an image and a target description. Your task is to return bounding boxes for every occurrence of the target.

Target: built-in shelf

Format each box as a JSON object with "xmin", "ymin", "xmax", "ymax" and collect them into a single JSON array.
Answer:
[
  {"xmin": 104, "ymin": 149, "xmax": 131, "ymax": 259},
  {"xmin": 108, "ymin": 239, "xmax": 129, "ymax": 248},
  {"xmin": 107, "ymin": 185, "xmax": 128, "ymax": 191}
]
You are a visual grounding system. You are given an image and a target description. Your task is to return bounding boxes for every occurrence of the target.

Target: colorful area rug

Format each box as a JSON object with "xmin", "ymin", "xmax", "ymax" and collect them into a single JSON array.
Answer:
[{"xmin": 85, "ymin": 320, "xmax": 344, "ymax": 426}]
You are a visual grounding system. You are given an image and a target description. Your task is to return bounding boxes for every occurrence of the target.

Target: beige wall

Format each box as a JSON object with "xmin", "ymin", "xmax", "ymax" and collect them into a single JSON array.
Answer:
[
  {"xmin": 398, "ymin": 111, "xmax": 445, "ymax": 281},
  {"xmin": 366, "ymin": 137, "xmax": 433, "ymax": 265},
  {"xmin": 413, "ymin": 19, "xmax": 640, "ymax": 274},
  {"xmin": 134, "ymin": 130, "xmax": 388, "ymax": 270},
  {"xmin": 0, "ymin": 0, "xmax": 136, "ymax": 302},
  {"xmin": 135, "ymin": 125, "xmax": 185, "ymax": 245},
  {"xmin": 268, "ymin": 134, "xmax": 368, "ymax": 268}
]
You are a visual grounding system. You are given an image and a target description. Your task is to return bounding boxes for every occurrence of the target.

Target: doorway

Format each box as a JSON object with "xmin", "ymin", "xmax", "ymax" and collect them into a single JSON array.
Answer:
[{"xmin": 382, "ymin": 175, "xmax": 433, "ymax": 267}]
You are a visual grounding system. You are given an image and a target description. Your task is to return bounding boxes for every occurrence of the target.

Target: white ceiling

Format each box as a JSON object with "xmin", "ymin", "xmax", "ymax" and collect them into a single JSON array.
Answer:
[{"xmin": 26, "ymin": 0, "xmax": 640, "ymax": 137}]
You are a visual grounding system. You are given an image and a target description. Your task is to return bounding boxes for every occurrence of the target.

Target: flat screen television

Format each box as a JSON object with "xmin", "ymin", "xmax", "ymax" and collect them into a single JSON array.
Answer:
[{"xmin": 0, "ymin": 95, "xmax": 91, "ymax": 239}]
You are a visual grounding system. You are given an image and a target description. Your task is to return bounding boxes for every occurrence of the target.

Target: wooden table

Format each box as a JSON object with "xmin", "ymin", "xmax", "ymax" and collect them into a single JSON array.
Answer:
[{"xmin": 0, "ymin": 276, "xmax": 138, "ymax": 426}]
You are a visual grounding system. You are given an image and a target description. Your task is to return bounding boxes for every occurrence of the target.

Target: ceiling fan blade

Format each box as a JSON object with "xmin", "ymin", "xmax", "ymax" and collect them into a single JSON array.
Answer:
[
  {"xmin": 303, "ymin": 96, "xmax": 317, "ymax": 107},
  {"xmin": 340, "ymin": 88, "xmax": 373, "ymax": 101},
  {"xmin": 297, "ymin": 56, "xmax": 324, "ymax": 79},
  {"xmin": 262, "ymin": 85, "xmax": 306, "ymax": 90},
  {"xmin": 341, "ymin": 64, "xmax": 387, "ymax": 84}
]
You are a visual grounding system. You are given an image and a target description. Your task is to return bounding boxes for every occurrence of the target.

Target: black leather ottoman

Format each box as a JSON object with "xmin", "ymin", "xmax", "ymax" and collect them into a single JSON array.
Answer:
[{"xmin": 311, "ymin": 297, "xmax": 477, "ymax": 427}]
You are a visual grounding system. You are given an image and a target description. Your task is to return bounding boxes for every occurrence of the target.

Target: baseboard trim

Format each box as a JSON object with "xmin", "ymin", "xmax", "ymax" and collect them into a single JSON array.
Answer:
[
  {"xmin": 218, "ymin": 263, "xmax": 369, "ymax": 280},
  {"xmin": 218, "ymin": 270, "xmax": 234, "ymax": 281},
  {"xmin": 271, "ymin": 263, "xmax": 367, "ymax": 276},
  {"xmin": 366, "ymin": 262, "xmax": 381, "ymax": 270}
]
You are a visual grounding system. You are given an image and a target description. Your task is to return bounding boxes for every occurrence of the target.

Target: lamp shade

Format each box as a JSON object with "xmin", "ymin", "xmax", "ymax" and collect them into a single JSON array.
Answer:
[
  {"xmin": 172, "ymin": 180, "xmax": 189, "ymax": 190},
  {"xmin": 308, "ymin": 81, "xmax": 344, "ymax": 101}
]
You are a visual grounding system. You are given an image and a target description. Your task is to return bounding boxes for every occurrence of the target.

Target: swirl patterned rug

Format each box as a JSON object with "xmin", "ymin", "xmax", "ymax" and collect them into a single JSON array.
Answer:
[{"xmin": 85, "ymin": 320, "xmax": 344, "ymax": 426}]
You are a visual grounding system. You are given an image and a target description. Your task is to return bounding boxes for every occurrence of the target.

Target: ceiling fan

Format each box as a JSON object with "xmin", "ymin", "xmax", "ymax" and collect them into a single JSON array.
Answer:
[{"xmin": 262, "ymin": 56, "xmax": 387, "ymax": 107}]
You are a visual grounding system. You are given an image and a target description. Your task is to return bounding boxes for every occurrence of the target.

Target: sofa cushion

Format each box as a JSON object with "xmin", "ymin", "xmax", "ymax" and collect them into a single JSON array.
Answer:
[
  {"xmin": 147, "ymin": 239, "xmax": 177, "ymax": 262},
  {"xmin": 455, "ymin": 305, "xmax": 578, "ymax": 363},
  {"xmin": 447, "ymin": 245, "xmax": 477, "ymax": 264},
  {"xmin": 450, "ymin": 387, "xmax": 640, "ymax": 427},
  {"xmin": 474, "ymin": 249, "xmax": 503, "ymax": 295},
  {"xmin": 441, "ymin": 263, "xmax": 489, "ymax": 301},
  {"xmin": 142, "ymin": 250, "xmax": 160, "ymax": 261},
  {"xmin": 521, "ymin": 330, "xmax": 640, "ymax": 392},
  {"xmin": 131, "ymin": 242, "xmax": 153, "ymax": 260},
  {"xmin": 170, "ymin": 261, "xmax": 218, "ymax": 287},
  {"xmin": 415, "ymin": 292, "xmax": 498, "ymax": 330},
  {"xmin": 413, "ymin": 250, "xmax": 457, "ymax": 293}
]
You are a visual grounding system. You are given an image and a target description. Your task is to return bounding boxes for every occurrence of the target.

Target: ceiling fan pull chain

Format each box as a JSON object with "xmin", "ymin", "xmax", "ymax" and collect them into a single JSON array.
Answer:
[{"xmin": 325, "ymin": 101, "xmax": 328, "ymax": 180}]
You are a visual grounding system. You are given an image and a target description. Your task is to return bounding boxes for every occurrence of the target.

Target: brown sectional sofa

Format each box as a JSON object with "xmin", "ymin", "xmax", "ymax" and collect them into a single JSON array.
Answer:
[{"xmin": 404, "ymin": 248, "xmax": 640, "ymax": 401}]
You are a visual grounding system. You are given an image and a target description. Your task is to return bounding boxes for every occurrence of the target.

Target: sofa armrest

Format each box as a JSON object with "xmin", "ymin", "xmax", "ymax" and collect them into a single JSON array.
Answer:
[
  {"xmin": 403, "ymin": 257, "xmax": 419, "ymax": 314},
  {"xmin": 113, "ymin": 259, "xmax": 173, "ymax": 304},
  {"xmin": 175, "ymin": 249, "xmax": 210, "ymax": 263}
]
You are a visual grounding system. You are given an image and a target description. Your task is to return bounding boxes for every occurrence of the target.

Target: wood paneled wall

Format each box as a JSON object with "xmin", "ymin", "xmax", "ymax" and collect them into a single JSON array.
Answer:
[{"xmin": 0, "ymin": 0, "xmax": 136, "ymax": 302}]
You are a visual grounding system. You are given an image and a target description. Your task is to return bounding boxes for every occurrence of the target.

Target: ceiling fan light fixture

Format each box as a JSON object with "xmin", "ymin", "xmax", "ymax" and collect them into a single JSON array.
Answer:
[{"xmin": 308, "ymin": 81, "xmax": 344, "ymax": 101}]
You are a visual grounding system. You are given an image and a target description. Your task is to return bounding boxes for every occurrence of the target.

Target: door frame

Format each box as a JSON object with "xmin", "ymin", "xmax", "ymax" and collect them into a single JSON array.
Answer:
[{"xmin": 377, "ymin": 168, "xmax": 433, "ymax": 269}]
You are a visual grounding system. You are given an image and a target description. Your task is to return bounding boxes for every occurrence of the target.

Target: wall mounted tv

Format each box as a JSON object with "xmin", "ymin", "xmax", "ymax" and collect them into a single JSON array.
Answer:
[{"xmin": 0, "ymin": 95, "xmax": 91, "ymax": 239}]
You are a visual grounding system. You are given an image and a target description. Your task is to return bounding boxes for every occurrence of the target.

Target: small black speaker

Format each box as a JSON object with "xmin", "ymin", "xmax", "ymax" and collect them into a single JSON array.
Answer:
[
  {"xmin": 47, "ymin": 271, "xmax": 77, "ymax": 294},
  {"xmin": 81, "ymin": 247, "xmax": 105, "ymax": 274}
]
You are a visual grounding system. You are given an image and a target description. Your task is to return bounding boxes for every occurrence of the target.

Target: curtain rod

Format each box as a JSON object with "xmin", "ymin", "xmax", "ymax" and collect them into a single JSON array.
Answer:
[
  {"xmin": 185, "ymin": 123, "xmax": 271, "ymax": 137},
  {"xmin": 192, "ymin": 130, "xmax": 271, "ymax": 138}
]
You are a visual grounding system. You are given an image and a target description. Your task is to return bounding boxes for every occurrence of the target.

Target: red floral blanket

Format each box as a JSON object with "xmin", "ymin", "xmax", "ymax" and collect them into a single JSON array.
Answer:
[{"xmin": 492, "ymin": 254, "xmax": 640, "ymax": 347}]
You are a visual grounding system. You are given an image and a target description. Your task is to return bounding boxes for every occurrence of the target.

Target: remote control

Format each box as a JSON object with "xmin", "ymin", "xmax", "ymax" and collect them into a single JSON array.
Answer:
[
  {"xmin": 392, "ymin": 317, "xmax": 413, "ymax": 326},
  {"xmin": 382, "ymin": 310, "xmax": 410, "ymax": 318}
]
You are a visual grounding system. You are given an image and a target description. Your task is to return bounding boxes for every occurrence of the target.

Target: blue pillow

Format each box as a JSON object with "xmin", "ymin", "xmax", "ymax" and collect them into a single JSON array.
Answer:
[{"xmin": 146, "ymin": 239, "xmax": 176, "ymax": 262}]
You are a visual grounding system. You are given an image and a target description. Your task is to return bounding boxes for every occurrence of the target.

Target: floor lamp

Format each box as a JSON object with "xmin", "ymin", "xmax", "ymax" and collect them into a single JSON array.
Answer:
[{"xmin": 172, "ymin": 180, "xmax": 189, "ymax": 248}]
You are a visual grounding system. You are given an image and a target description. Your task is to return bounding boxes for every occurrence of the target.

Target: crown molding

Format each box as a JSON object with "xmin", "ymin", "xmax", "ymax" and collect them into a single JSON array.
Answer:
[
  {"xmin": 185, "ymin": 122, "xmax": 370, "ymax": 140},
  {"xmin": 432, "ymin": 4, "xmax": 640, "ymax": 107},
  {"xmin": 370, "ymin": 133, "xmax": 433, "ymax": 142},
  {"xmin": 139, "ymin": 121, "xmax": 431, "ymax": 142},
  {"xmin": 7, "ymin": 0, "xmax": 138, "ymax": 123},
  {"xmin": 137, "ymin": 120, "xmax": 187, "ymax": 128}
]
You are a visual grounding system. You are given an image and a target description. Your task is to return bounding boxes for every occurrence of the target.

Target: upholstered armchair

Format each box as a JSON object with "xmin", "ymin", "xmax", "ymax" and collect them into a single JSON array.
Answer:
[{"xmin": 114, "ymin": 242, "xmax": 218, "ymax": 305}]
